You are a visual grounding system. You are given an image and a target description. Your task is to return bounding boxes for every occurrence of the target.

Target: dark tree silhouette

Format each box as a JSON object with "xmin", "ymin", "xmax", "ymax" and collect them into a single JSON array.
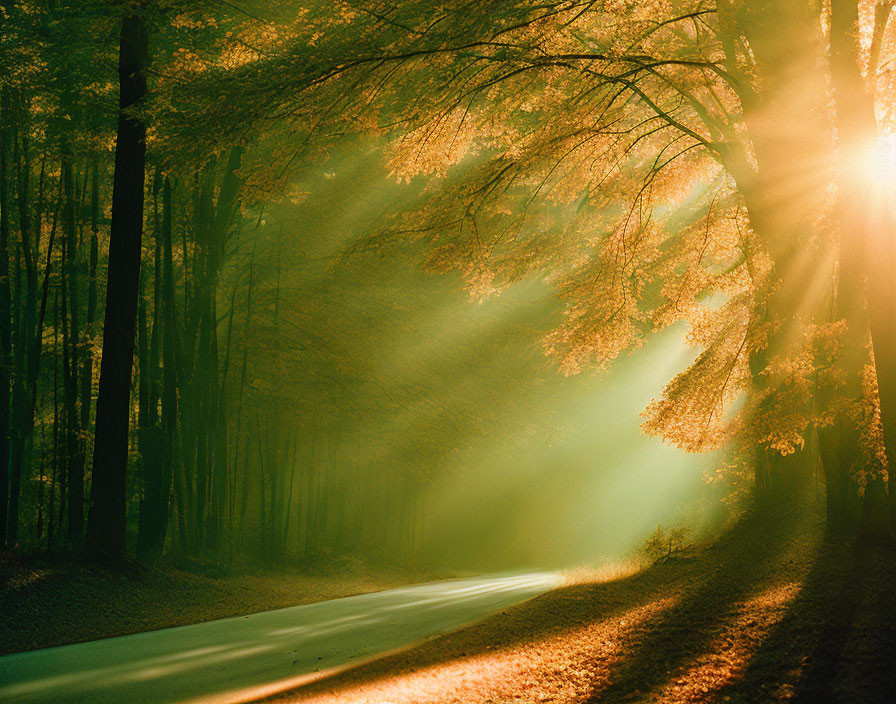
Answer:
[{"xmin": 85, "ymin": 13, "xmax": 149, "ymax": 561}]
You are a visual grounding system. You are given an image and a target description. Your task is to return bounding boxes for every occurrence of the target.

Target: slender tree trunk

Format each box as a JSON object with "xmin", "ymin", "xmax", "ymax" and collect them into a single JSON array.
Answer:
[
  {"xmin": 85, "ymin": 14, "xmax": 148, "ymax": 561},
  {"xmin": 282, "ymin": 427, "xmax": 297, "ymax": 552},
  {"xmin": 0, "ymin": 87, "xmax": 12, "ymax": 547},
  {"xmin": 80, "ymin": 160, "xmax": 99, "ymax": 462},
  {"xmin": 62, "ymin": 146, "xmax": 84, "ymax": 550},
  {"xmin": 256, "ymin": 420, "xmax": 267, "ymax": 560},
  {"xmin": 35, "ymin": 417, "xmax": 45, "ymax": 541},
  {"xmin": 232, "ymin": 237, "xmax": 255, "ymax": 557},
  {"xmin": 48, "ymin": 293, "xmax": 60, "ymax": 552},
  {"xmin": 137, "ymin": 176, "xmax": 175, "ymax": 562},
  {"xmin": 237, "ymin": 430, "xmax": 251, "ymax": 551},
  {"xmin": 56, "ymin": 288, "xmax": 67, "ymax": 546},
  {"xmin": 135, "ymin": 237, "xmax": 153, "ymax": 556},
  {"xmin": 135, "ymin": 170, "xmax": 164, "ymax": 562},
  {"xmin": 9, "ymin": 90, "xmax": 39, "ymax": 549}
]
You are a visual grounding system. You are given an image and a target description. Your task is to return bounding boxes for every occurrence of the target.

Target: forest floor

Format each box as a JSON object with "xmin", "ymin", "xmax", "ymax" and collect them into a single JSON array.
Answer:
[
  {"xmin": 260, "ymin": 509, "xmax": 896, "ymax": 704},
  {"xmin": 0, "ymin": 554, "xmax": 451, "ymax": 655}
]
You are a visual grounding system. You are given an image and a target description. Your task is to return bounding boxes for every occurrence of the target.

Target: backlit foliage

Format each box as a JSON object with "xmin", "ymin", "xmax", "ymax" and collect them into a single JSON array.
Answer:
[{"xmin": 158, "ymin": 0, "xmax": 896, "ymax": 488}]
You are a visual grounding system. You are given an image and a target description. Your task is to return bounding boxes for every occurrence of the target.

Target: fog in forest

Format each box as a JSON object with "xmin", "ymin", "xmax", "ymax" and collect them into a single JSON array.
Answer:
[{"xmin": 208, "ymin": 140, "xmax": 723, "ymax": 571}]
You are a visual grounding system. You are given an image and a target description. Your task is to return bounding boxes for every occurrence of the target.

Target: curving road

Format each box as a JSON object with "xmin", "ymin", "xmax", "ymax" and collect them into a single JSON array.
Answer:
[{"xmin": 0, "ymin": 571, "xmax": 557, "ymax": 704}]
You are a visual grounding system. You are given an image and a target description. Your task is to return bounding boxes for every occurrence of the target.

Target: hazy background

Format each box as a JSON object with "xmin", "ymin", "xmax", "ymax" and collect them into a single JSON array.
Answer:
[{"xmin": 223, "ymin": 138, "xmax": 726, "ymax": 571}]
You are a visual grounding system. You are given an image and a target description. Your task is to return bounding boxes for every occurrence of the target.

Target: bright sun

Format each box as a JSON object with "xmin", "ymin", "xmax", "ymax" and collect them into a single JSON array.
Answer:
[{"xmin": 865, "ymin": 133, "xmax": 896, "ymax": 185}]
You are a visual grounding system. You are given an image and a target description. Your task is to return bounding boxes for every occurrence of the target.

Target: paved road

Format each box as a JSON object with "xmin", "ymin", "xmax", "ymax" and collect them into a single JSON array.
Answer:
[{"xmin": 0, "ymin": 572, "xmax": 557, "ymax": 703}]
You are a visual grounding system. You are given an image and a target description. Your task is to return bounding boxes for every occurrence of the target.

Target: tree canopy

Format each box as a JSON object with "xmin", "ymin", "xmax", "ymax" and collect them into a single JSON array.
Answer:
[{"xmin": 186, "ymin": 0, "xmax": 896, "ymax": 535}]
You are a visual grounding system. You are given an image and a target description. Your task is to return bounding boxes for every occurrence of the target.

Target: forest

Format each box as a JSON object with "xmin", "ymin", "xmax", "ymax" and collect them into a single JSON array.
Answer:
[{"xmin": 2, "ymin": 1, "xmax": 896, "ymax": 703}]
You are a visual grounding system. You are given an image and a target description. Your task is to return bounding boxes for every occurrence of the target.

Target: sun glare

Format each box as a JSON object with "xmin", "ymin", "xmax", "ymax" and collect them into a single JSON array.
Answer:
[{"xmin": 864, "ymin": 133, "xmax": 896, "ymax": 186}]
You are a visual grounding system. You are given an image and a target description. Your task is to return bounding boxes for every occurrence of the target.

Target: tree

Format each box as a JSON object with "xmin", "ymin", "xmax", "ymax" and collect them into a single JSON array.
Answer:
[
  {"xmin": 85, "ymin": 12, "xmax": 149, "ymax": 560},
  {"xmin": 0, "ymin": 87, "xmax": 12, "ymax": 548}
]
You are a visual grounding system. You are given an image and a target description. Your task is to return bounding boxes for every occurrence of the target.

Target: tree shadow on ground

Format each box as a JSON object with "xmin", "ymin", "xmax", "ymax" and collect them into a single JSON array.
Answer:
[
  {"xmin": 583, "ymin": 509, "xmax": 815, "ymax": 702},
  {"xmin": 256, "ymin": 510, "xmax": 815, "ymax": 703},
  {"xmin": 716, "ymin": 535, "xmax": 896, "ymax": 704}
]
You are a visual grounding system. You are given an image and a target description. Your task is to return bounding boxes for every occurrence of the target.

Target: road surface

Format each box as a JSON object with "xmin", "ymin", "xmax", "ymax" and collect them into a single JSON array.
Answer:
[{"xmin": 0, "ymin": 571, "xmax": 557, "ymax": 703}]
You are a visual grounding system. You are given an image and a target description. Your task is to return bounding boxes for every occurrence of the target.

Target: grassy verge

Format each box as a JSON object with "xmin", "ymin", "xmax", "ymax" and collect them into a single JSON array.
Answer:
[{"xmin": 0, "ymin": 554, "xmax": 450, "ymax": 655}]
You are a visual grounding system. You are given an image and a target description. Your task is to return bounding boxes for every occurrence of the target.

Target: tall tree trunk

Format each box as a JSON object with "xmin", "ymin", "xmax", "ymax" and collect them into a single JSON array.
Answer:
[
  {"xmin": 830, "ymin": 0, "xmax": 896, "ymax": 542},
  {"xmin": 85, "ymin": 14, "xmax": 148, "ymax": 561},
  {"xmin": 136, "ymin": 176, "xmax": 174, "ymax": 563},
  {"xmin": 8, "ymin": 90, "xmax": 39, "ymax": 549},
  {"xmin": 0, "ymin": 87, "xmax": 12, "ymax": 547},
  {"xmin": 62, "ymin": 146, "xmax": 84, "ymax": 550},
  {"xmin": 135, "ymin": 173, "xmax": 163, "ymax": 557},
  {"xmin": 135, "ymin": 236, "xmax": 153, "ymax": 556},
  {"xmin": 232, "ymin": 237, "xmax": 255, "ymax": 556},
  {"xmin": 80, "ymin": 161, "xmax": 99, "ymax": 466},
  {"xmin": 282, "ymin": 426, "xmax": 297, "ymax": 551},
  {"xmin": 48, "ymin": 291, "xmax": 61, "ymax": 552}
]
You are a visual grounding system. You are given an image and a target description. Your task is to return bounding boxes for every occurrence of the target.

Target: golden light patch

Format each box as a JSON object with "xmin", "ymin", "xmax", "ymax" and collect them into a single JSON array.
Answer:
[
  {"xmin": 648, "ymin": 582, "xmax": 803, "ymax": 703},
  {"xmin": 296, "ymin": 596, "xmax": 680, "ymax": 704}
]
